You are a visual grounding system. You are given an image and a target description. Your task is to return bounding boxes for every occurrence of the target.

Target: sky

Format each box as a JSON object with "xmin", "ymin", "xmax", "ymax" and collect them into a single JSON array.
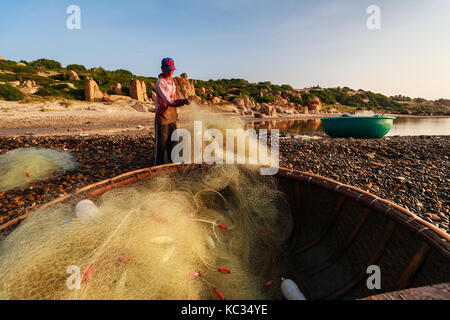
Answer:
[{"xmin": 0, "ymin": 0, "xmax": 449, "ymax": 100}]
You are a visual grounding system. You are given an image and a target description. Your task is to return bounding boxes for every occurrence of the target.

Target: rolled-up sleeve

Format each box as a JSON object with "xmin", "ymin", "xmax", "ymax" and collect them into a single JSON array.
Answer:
[{"xmin": 155, "ymin": 80, "xmax": 177, "ymax": 106}]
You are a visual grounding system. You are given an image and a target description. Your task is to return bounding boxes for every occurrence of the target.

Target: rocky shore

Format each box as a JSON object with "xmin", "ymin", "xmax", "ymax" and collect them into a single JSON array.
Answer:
[{"xmin": 0, "ymin": 135, "xmax": 448, "ymax": 236}]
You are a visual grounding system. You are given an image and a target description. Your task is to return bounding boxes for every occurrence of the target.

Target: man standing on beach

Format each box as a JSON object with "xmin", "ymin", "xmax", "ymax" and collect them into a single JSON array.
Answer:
[{"xmin": 153, "ymin": 57, "xmax": 190, "ymax": 166}]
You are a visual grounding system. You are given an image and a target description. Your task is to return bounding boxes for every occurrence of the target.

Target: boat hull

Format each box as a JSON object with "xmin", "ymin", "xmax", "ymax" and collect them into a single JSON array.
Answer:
[
  {"xmin": 2, "ymin": 163, "xmax": 448, "ymax": 300},
  {"xmin": 321, "ymin": 116, "xmax": 395, "ymax": 138}
]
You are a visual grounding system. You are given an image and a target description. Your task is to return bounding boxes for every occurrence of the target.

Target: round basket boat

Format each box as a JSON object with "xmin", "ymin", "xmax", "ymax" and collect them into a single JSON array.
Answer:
[
  {"xmin": 321, "ymin": 116, "xmax": 396, "ymax": 138},
  {"xmin": 1, "ymin": 163, "xmax": 449, "ymax": 300}
]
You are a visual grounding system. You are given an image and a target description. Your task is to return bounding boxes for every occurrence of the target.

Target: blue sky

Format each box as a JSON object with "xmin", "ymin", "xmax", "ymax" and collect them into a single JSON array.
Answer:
[{"xmin": 1, "ymin": 0, "xmax": 449, "ymax": 99}]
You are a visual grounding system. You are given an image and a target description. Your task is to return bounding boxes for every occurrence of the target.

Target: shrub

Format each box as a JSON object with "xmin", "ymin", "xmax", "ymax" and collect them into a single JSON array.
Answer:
[
  {"xmin": 29, "ymin": 58, "xmax": 62, "ymax": 70},
  {"xmin": 255, "ymin": 95, "xmax": 276, "ymax": 103},
  {"xmin": 12, "ymin": 65, "xmax": 37, "ymax": 74},
  {"xmin": 113, "ymin": 69, "xmax": 133, "ymax": 76},
  {"xmin": 0, "ymin": 84, "xmax": 24, "ymax": 101},
  {"xmin": 66, "ymin": 64, "xmax": 86, "ymax": 73},
  {"xmin": 289, "ymin": 96, "xmax": 303, "ymax": 104},
  {"xmin": 36, "ymin": 87, "xmax": 84, "ymax": 100}
]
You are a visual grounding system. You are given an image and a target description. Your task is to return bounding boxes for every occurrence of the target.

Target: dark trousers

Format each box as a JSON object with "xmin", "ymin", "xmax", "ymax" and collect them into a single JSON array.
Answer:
[{"xmin": 154, "ymin": 122, "xmax": 178, "ymax": 166}]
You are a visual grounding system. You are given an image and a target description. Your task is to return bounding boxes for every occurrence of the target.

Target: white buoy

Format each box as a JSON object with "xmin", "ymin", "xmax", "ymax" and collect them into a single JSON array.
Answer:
[
  {"xmin": 205, "ymin": 236, "xmax": 216, "ymax": 249},
  {"xmin": 75, "ymin": 200, "xmax": 99, "ymax": 219},
  {"xmin": 281, "ymin": 278, "xmax": 307, "ymax": 300}
]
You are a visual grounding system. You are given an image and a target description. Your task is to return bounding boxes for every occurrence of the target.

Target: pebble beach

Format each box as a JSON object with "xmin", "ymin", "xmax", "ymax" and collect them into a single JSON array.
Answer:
[{"xmin": 0, "ymin": 134, "xmax": 449, "ymax": 237}]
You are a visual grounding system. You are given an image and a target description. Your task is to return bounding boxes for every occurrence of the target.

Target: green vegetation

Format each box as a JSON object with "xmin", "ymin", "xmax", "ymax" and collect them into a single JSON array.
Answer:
[
  {"xmin": 66, "ymin": 64, "xmax": 86, "ymax": 73},
  {"xmin": 29, "ymin": 58, "xmax": 62, "ymax": 70},
  {"xmin": 0, "ymin": 84, "xmax": 24, "ymax": 101}
]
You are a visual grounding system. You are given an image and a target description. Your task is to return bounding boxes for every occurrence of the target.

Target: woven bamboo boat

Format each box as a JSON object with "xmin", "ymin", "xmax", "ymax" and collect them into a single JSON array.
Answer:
[{"xmin": 1, "ymin": 163, "xmax": 449, "ymax": 300}]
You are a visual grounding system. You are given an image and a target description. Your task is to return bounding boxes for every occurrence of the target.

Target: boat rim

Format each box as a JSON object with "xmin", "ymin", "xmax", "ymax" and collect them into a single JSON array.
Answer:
[{"xmin": 321, "ymin": 116, "xmax": 396, "ymax": 121}]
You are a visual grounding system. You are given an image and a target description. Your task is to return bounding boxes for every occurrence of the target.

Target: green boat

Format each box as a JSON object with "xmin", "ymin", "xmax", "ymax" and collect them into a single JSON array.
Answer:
[{"xmin": 321, "ymin": 115, "xmax": 396, "ymax": 138}]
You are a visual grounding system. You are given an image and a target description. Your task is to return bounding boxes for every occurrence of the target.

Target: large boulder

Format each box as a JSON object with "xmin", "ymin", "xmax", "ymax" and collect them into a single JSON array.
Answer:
[
  {"xmin": 22, "ymin": 80, "xmax": 33, "ymax": 88},
  {"xmin": 260, "ymin": 103, "xmax": 277, "ymax": 117},
  {"xmin": 8, "ymin": 81, "xmax": 21, "ymax": 87},
  {"xmin": 173, "ymin": 75, "xmax": 196, "ymax": 99},
  {"xmin": 16, "ymin": 62, "xmax": 27, "ymax": 66},
  {"xmin": 84, "ymin": 77, "xmax": 104, "ymax": 102},
  {"xmin": 0, "ymin": 56, "xmax": 4, "ymax": 61},
  {"xmin": 68, "ymin": 70, "xmax": 80, "ymax": 81},
  {"xmin": 103, "ymin": 95, "xmax": 133, "ymax": 103},
  {"xmin": 130, "ymin": 79, "xmax": 144, "ymax": 102},
  {"xmin": 243, "ymin": 96, "xmax": 255, "ymax": 109},
  {"xmin": 231, "ymin": 97, "xmax": 245, "ymax": 109},
  {"xmin": 141, "ymin": 81, "xmax": 149, "ymax": 101},
  {"xmin": 196, "ymin": 87, "xmax": 206, "ymax": 96},
  {"xmin": 112, "ymin": 83, "xmax": 123, "ymax": 95}
]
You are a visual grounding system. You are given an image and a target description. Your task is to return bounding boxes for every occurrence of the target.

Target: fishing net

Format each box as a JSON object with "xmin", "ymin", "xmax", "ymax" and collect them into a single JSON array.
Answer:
[
  {"xmin": 0, "ymin": 164, "xmax": 293, "ymax": 300},
  {"xmin": 0, "ymin": 148, "xmax": 77, "ymax": 192},
  {"xmin": 178, "ymin": 103, "xmax": 277, "ymax": 167}
]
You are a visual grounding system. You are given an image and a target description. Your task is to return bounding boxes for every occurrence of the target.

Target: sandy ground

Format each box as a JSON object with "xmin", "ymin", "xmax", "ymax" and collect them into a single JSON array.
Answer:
[{"xmin": 0, "ymin": 99, "xmax": 341, "ymax": 137}]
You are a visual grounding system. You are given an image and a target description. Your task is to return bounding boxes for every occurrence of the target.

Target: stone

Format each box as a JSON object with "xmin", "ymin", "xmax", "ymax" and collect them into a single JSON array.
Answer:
[
  {"xmin": 180, "ymin": 73, "xmax": 188, "ymax": 80},
  {"xmin": 243, "ymin": 96, "xmax": 255, "ymax": 109},
  {"xmin": 16, "ymin": 62, "xmax": 27, "ymax": 66},
  {"xmin": 173, "ymin": 76, "xmax": 196, "ymax": 99},
  {"xmin": 190, "ymin": 95, "xmax": 203, "ymax": 104},
  {"xmin": 130, "ymin": 79, "xmax": 144, "ymax": 102},
  {"xmin": 140, "ymin": 81, "xmax": 149, "ymax": 101},
  {"xmin": 112, "ymin": 83, "xmax": 123, "ymax": 95},
  {"xmin": 103, "ymin": 95, "xmax": 133, "ymax": 103},
  {"xmin": 22, "ymin": 80, "xmax": 33, "ymax": 88},
  {"xmin": 68, "ymin": 70, "xmax": 80, "ymax": 81},
  {"xmin": 0, "ymin": 56, "xmax": 4, "ymax": 61},
  {"xmin": 84, "ymin": 78, "xmax": 104, "ymax": 102},
  {"xmin": 232, "ymin": 98, "xmax": 245, "ymax": 109},
  {"xmin": 307, "ymin": 97, "xmax": 322, "ymax": 113},
  {"xmin": 196, "ymin": 87, "xmax": 206, "ymax": 96},
  {"xmin": 244, "ymin": 110, "xmax": 254, "ymax": 117},
  {"xmin": 260, "ymin": 103, "xmax": 277, "ymax": 117},
  {"xmin": 8, "ymin": 81, "xmax": 21, "ymax": 87}
]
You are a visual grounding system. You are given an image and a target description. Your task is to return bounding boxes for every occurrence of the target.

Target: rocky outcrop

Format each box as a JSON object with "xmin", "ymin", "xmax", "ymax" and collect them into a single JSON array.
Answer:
[
  {"xmin": 68, "ymin": 70, "xmax": 80, "ymax": 81},
  {"xmin": 103, "ymin": 95, "xmax": 133, "ymax": 103},
  {"xmin": 173, "ymin": 75, "xmax": 196, "ymax": 99},
  {"xmin": 196, "ymin": 87, "xmax": 206, "ymax": 96},
  {"xmin": 307, "ymin": 97, "xmax": 322, "ymax": 113},
  {"xmin": 16, "ymin": 62, "xmax": 27, "ymax": 66},
  {"xmin": 130, "ymin": 79, "xmax": 144, "ymax": 102},
  {"xmin": 0, "ymin": 56, "xmax": 4, "ymax": 61},
  {"xmin": 8, "ymin": 81, "xmax": 20, "ymax": 87},
  {"xmin": 232, "ymin": 97, "xmax": 245, "ymax": 109},
  {"xmin": 260, "ymin": 103, "xmax": 277, "ymax": 117},
  {"xmin": 111, "ymin": 83, "xmax": 123, "ymax": 95},
  {"xmin": 141, "ymin": 81, "xmax": 149, "ymax": 101},
  {"xmin": 84, "ymin": 77, "xmax": 104, "ymax": 102}
]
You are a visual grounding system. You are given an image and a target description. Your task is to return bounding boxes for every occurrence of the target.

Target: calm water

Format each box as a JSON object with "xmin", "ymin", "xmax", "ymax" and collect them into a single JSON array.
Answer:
[{"xmin": 246, "ymin": 116, "xmax": 450, "ymax": 136}]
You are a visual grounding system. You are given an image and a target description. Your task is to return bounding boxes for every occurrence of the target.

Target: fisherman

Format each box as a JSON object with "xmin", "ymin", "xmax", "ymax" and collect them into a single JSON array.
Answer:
[{"xmin": 154, "ymin": 57, "xmax": 192, "ymax": 166}]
